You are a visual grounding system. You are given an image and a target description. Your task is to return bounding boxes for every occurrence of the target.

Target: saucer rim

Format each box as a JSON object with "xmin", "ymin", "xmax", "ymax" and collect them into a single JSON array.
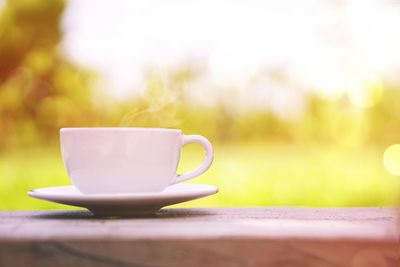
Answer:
[{"xmin": 28, "ymin": 183, "xmax": 218, "ymax": 202}]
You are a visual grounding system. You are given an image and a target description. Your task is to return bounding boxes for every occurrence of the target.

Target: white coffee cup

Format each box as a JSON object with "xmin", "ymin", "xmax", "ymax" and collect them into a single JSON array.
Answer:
[{"xmin": 60, "ymin": 128, "xmax": 213, "ymax": 194}]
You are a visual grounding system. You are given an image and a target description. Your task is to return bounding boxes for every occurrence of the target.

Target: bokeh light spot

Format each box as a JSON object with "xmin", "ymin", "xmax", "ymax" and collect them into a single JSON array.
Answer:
[{"xmin": 383, "ymin": 144, "xmax": 400, "ymax": 176}]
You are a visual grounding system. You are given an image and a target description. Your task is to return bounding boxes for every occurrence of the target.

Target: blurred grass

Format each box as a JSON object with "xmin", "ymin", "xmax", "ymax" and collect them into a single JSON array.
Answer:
[{"xmin": 0, "ymin": 142, "xmax": 398, "ymax": 210}]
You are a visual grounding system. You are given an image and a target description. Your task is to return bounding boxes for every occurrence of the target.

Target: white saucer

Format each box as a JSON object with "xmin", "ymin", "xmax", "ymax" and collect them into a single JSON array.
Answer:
[{"xmin": 28, "ymin": 183, "xmax": 218, "ymax": 217}]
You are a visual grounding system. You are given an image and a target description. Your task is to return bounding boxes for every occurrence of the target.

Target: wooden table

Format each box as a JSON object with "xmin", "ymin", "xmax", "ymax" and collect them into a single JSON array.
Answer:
[{"xmin": 0, "ymin": 208, "xmax": 399, "ymax": 267}]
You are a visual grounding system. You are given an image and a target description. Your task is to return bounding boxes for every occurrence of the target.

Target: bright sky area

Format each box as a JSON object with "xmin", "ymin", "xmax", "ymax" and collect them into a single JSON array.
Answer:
[{"xmin": 61, "ymin": 0, "xmax": 400, "ymax": 104}]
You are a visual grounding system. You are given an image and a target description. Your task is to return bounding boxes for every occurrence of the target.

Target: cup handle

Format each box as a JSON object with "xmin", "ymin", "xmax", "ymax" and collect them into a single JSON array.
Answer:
[{"xmin": 172, "ymin": 135, "xmax": 214, "ymax": 184}]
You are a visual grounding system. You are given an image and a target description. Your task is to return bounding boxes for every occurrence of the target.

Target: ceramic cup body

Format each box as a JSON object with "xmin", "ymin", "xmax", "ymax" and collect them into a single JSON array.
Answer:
[{"xmin": 60, "ymin": 128, "xmax": 213, "ymax": 194}]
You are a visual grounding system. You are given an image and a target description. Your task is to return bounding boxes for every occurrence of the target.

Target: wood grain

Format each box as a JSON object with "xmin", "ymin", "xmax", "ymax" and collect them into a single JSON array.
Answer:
[{"xmin": 0, "ymin": 207, "xmax": 399, "ymax": 267}]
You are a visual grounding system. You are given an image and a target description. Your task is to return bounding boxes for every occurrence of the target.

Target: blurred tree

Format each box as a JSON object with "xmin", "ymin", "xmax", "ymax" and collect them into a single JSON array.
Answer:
[
  {"xmin": 0, "ymin": 0, "xmax": 98, "ymax": 149},
  {"xmin": 0, "ymin": 0, "xmax": 63, "ymax": 82}
]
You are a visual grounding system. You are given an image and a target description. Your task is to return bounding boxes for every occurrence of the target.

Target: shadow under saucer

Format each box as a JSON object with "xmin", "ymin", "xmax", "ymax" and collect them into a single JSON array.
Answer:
[{"xmin": 31, "ymin": 208, "xmax": 217, "ymax": 220}]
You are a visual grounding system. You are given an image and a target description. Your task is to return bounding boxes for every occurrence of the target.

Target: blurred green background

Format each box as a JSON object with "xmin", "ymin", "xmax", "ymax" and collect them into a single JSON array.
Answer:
[{"xmin": 0, "ymin": 0, "xmax": 399, "ymax": 210}]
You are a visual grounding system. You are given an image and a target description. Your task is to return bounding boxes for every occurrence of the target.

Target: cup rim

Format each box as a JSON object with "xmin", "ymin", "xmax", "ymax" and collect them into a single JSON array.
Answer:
[{"xmin": 60, "ymin": 127, "xmax": 182, "ymax": 133}]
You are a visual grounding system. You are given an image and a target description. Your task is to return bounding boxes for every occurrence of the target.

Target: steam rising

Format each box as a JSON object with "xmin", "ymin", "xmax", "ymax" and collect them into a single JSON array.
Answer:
[{"xmin": 118, "ymin": 70, "xmax": 187, "ymax": 128}]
